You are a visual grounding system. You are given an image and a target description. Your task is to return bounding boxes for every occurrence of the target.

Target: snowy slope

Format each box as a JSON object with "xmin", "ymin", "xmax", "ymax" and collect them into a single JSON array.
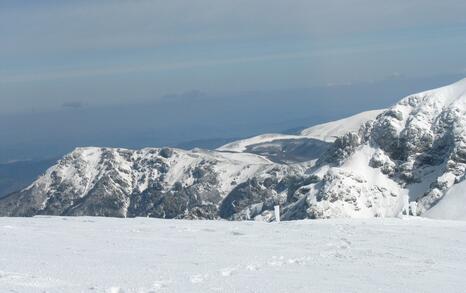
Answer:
[
  {"xmin": 217, "ymin": 109, "xmax": 383, "ymax": 152},
  {"xmin": 369, "ymin": 77, "xmax": 466, "ymax": 217},
  {"xmin": 302, "ymin": 145, "xmax": 406, "ymax": 219},
  {"xmin": 1, "ymin": 216, "xmax": 465, "ymax": 293},
  {"xmin": 425, "ymin": 179, "xmax": 466, "ymax": 221},
  {"xmin": 284, "ymin": 78, "xmax": 466, "ymax": 219},
  {"xmin": 217, "ymin": 133, "xmax": 305, "ymax": 152},
  {"xmin": 300, "ymin": 109, "xmax": 384, "ymax": 142}
]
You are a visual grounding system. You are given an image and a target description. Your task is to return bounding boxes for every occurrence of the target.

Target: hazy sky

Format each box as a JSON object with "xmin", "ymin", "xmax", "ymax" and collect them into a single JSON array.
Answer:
[{"xmin": 1, "ymin": 0, "xmax": 466, "ymax": 114}]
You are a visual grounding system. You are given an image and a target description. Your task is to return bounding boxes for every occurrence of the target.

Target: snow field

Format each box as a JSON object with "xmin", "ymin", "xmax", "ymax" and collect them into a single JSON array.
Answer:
[{"xmin": 1, "ymin": 216, "xmax": 466, "ymax": 292}]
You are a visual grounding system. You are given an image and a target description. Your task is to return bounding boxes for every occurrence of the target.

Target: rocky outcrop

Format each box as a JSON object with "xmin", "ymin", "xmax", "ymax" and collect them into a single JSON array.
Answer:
[{"xmin": 0, "ymin": 146, "xmax": 303, "ymax": 219}]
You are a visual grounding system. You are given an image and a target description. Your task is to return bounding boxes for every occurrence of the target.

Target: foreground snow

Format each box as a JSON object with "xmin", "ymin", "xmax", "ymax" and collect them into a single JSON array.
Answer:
[{"xmin": 1, "ymin": 217, "xmax": 465, "ymax": 293}]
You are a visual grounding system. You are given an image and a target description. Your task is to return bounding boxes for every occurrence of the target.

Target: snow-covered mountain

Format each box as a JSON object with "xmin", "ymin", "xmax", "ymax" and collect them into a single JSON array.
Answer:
[
  {"xmin": 2, "ymin": 78, "xmax": 466, "ymax": 220},
  {"xmin": 300, "ymin": 109, "xmax": 384, "ymax": 141},
  {"xmin": 215, "ymin": 110, "xmax": 383, "ymax": 164},
  {"xmin": 298, "ymin": 77, "xmax": 466, "ymax": 220},
  {"xmin": 0, "ymin": 146, "xmax": 309, "ymax": 219}
]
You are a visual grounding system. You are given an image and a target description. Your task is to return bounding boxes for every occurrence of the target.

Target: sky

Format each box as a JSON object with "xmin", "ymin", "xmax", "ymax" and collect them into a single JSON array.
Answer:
[
  {"xmin": 1, "ymin": 0, "xmax": 466, "ymax": 114},
  {"xmin": 0, "ymin": 0, "xmax": 466, "ymax": 162}
]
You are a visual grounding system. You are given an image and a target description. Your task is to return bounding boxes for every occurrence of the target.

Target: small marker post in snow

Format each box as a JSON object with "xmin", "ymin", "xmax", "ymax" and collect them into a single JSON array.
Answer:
[
  {"xmin": 409, "ymin": 201, "xmax": 417, "ymax": 216},
  {"xmin": 403, "ymin": 195, "xmax": 410, "ymax": 216},
  {"xmin": 274, "ymin": 205, "xmax": 280, "ymax": 223}
]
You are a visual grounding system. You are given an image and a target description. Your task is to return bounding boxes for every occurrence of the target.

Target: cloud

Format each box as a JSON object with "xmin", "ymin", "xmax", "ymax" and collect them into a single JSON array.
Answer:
[
  {"xmin": 62, "ymin": 101, "xmax": 84, "ymax": 109},
  {"xmin": 1, "ymin": 0, "xmax": 466, "ymax": 54},
  {"xmin": 0, "ymin": 50, "xmax": 314, "ymax": 83},
  {"xmin": 162, "ymin": 90, "xmax": 207, "ymax": 101},
  {"xmin": 1, "ymin": 0, "xmax": 465, "ymax": 115}
]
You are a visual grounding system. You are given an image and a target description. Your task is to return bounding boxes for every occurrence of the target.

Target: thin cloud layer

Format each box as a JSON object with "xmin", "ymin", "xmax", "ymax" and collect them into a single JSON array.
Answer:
[
  {"xmin": 2, "ymin": 0, "xmax": 466, "ymax": 53},
  {"xmin": 0, "ymin": 0, "xmax": 465, "ymax": 114}
]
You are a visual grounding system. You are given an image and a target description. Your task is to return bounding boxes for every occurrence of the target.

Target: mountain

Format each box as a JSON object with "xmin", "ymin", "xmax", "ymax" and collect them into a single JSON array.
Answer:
[
  {"xmin": 0, "ymin": 147, "xmax": 307, "ymax": 219},
  {"xmin": 300, "ymin": 109, "xmax": 385, "ymax": 142},
  {"xmin": 297, "ymin": 77, "xmax": 466, "ymax": 220},
  {"xmin": 216, "ymin": 110, "xmax": 383, "ymax": 164},
  {"xmin": 1, "ymin": 78, "xmax": 466, "ymax": 220},
  {"xmin": 0, "ymin": 107, "xmax": 379, "ymax": 219},
  {"xmin": 217, "ymin": 109, "xmax": 383, "ymax": 152}
]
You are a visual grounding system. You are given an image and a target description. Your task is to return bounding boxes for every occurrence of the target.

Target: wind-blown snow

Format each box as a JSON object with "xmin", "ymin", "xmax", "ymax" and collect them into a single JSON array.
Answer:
[{"xmin": 1, "ymin": 216, "xmax": 465, "ymax": 293}]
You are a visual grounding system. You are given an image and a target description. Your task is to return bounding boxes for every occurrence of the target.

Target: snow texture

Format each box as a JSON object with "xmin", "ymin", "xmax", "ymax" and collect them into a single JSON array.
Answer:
[
  {"xmin": 426, "ymin": 179, "xmax": 466, "ymax": 220},
  {"xmin": 300, "ymin": 109, "xmax": 384, "ymax": 141},
  {"xmin": 1, "ymin": 216, "xmax": 465, "ymax": 293}
]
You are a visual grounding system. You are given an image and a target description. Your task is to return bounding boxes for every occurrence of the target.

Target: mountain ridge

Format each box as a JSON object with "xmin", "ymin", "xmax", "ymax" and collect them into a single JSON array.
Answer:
[{"xmin": 2, "ymin": 78, "xmax": 466, "ymax": 220}]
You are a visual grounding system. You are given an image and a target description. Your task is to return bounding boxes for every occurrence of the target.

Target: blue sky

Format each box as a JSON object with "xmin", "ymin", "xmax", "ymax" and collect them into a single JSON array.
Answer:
[
  {"xmin": 1, "ymin": 0, "xmax": 466, "ymax": 114},
  {"xmin": 1, "ymin": 1, "xmax": 466, "ymax": 162}
]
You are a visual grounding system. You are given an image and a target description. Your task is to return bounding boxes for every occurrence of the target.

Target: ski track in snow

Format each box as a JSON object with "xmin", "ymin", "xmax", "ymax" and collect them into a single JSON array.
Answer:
[{"xmin": 1, "ymin": 216, "xmax": 466, "ymax": 292}]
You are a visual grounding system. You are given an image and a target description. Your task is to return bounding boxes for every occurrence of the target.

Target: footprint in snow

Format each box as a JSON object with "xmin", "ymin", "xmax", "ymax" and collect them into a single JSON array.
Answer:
[
  {"xmin": 340, "ymin": 237, "xmax": 352, "ymax": 246},
  {"xmin": 220, "ymin": 267, "xmax": 237, "ymax": 277},
  {"xmin": 287, "ymin": 257, "xmax": 307, "ymax": 265},
  {"xmin": 245, "ymin": 264, "xmax": 261, "ymax": 271},
  {"xmin": 106, "ymin": 287, "xmax": 125, "ymax": 293},
  {"xmin": 267, "ymin": 256, "xmax": 285, "ymax": 267},
  {"xmin": 202, "ymin": 228, "xmax": 216, "ymax": 233},
  {"xmin": 149, "ymin": 279, "xmax": 172, "ymax": 292},
  {"xmin": 333, "ymin": 237, "xmax": 352, "ymax": 251},
  {"xmin": 0, "ymin": 270, "xmax": 68, "ymax": 288},
  {"xmin": 326, "ymin": 237, "xmax": 352, "ymax": 250},
  {"xmin": 190, "ymin": 274, "xmax": 208, "ymax": 284},
  {"xmin": 424, "ymin": 259, "xmax": 435, "ymax": 265},
  {"xmin": 230, "ymin": 231, "xmax": 245, "ymax": 236}
]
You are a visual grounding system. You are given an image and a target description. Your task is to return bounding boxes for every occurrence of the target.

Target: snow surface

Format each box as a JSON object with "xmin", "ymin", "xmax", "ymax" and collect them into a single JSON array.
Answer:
[
  {"xmin": 217, "ymin": 109, "xmax": 384, "ymax": 152},
  {"xmin": 217, "ymin": 133, "xmax": 304, "ymax": 153},
  {"xmin": 300, "ymin": 109, "xmax": 384, "ymax": 141},
  {"xmin": 1, "ymin": 216, "xmax": 466, "ymax": 293},
  {"xmin": 426, "ymin": 179, "xmax": 466, "ymax": 221}
]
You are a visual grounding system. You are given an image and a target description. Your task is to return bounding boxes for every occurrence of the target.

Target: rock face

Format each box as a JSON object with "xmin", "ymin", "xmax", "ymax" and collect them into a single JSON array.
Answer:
[
  {"xmin": 2, "ymin": 78, "xmax": 466, "ymax": 220},
  {"xmin": 0, "ymin": 147, "xmax": 309, "ymax": 219},
  {"xmin": 298, "ymin": 78, "xmax": 466, "ymax": 219},
  {"xmin": 370, "ymin": 78, "xmax": 466, "ymax": 215}
]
